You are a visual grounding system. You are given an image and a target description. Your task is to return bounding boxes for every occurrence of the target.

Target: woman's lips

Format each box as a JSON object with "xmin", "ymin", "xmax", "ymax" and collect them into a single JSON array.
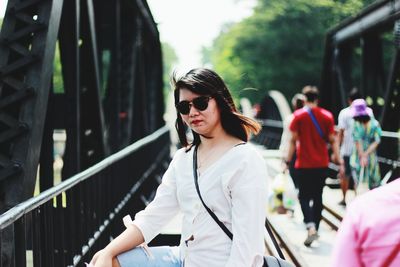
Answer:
[{"xmin": 191, "ymin": 120, "xmax": 202, "ymax": 125}]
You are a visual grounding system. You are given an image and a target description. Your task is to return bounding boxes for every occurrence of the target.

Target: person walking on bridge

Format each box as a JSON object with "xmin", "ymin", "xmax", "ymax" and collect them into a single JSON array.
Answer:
[
  {"xmin": 350, "ymin": 98, "xmax": 382, "ymax": 191},
  {"xmin": 284, "ymin": 85, "xmax": 342, "ymax": 247},
  {"xmin": 280, "ymin": 93, "xmax": 306, "ymax": 190},
  {"xmin": 89, "ymin": 68, "xmax": 268, "ymax": 267},
  {"xmin": 337, "ymin": 88, "xmax": 374, "ymax": 206}
]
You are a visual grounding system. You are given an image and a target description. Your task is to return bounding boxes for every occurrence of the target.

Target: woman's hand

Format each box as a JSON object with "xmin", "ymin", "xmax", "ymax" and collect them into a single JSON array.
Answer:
[
  {"xmin": 360, "ymin": 153, "xmax": 368, "ymax": 167},
  {"xmin": 88, "ymin": 223, "xmax": 144, "ymax": 267},
  {"xmin": 89, "ymin": 249, "xmax": 114, "ymax": 267},
  {"xmin": 338, "ymin": 163, "xmax": 345, "ymax": 178}
]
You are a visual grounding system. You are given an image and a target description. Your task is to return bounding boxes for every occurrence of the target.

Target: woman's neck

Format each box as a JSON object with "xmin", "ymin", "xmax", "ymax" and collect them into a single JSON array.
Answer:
[
  {"xmin": 362, "ymin": 120, "xmax": 371, "ymax": 127},
  {"xmin": 197, "ymin": 130, "xmax": 243, "ymax": 172},
  {"xmin": 199, "ymin": 130, "xmax": 241, "ymax": 150}
]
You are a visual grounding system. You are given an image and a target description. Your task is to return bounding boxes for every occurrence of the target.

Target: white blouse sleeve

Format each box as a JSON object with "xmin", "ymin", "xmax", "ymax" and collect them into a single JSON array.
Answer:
[
  {"xmin": 225, "ymin": 150, "xmax": 268, "ymax": 267},
  {"xmin": 131, "ymin": 150, "xmax": 181, "ymax": 243}
]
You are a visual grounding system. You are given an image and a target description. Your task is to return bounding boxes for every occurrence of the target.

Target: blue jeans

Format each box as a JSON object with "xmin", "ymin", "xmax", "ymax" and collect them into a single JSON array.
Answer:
[{"xmin": 117, "ymin": 246, "xmax": 182, "ymax": 267}]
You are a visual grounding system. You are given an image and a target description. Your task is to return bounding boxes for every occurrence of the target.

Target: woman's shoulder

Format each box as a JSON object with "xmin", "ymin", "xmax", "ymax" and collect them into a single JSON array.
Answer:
[
  {"xmin": 353, "ymin": 121, "xmax": 363, "ymax": 129},
  {"xmin": 229, "ymin": 143, "xmax": 265, "ymax": 165},
  {"xmin": 171, "ymin": 146, "xmax": 193, "ymax": 161},
  {"xmin": 222, "ymin": 143, "xmax": 268, "ymax": 185},
  {"xmin": 370, "ymin": 118, "xmax": 381, "ymax": 129}
]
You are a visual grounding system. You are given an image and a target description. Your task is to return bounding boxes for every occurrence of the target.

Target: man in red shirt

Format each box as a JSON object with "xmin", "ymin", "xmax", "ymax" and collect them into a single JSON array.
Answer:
[{"xmin": 285, "ymin": 86, "xmax": 343, "ymax": 246}]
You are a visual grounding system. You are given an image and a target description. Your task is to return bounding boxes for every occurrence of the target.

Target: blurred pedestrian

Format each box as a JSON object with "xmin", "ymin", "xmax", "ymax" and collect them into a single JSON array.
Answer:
[
  {"xmin": 280, "ymin": 93, "xmax": 306, "ymax": 189},
  {"xmin": 284, "ymin": 86, "xmax": 343, "ymax": 247},
  {"xmin": 350, "ymin": 99, "xmax": 382, "ymax": 191},
  {"xmin": 337, "ymin": 88, "xmax": 374, "ymax": 206},
  {"xmin": 330, "ymin": 178, "xmax": 400, "ymax": 267}
]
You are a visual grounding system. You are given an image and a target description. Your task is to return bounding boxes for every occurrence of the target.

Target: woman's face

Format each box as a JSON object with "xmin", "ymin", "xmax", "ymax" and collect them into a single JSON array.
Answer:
[{"xmin": 178, "ymin": 88, "xmax": 222, "ymax": 137}]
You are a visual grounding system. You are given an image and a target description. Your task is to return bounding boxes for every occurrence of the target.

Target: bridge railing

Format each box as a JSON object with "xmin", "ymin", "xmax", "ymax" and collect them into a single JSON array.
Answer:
[
  {"xmin": 0, "ymin": 126, "xmax": 171, "ymax": 267},
  {"xmin": 252, "ymin": 119, "xmax": 283, "ymax": 149},
  {"xmin": 377, "ymin": 131, "xmax": 400, "ymax": 182}
]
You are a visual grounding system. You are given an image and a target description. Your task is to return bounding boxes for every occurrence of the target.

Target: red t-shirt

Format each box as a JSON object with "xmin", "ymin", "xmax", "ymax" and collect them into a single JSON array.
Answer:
[{"xmin": 289, "ymin": 106, "xmax": 335, "ymax": 168}]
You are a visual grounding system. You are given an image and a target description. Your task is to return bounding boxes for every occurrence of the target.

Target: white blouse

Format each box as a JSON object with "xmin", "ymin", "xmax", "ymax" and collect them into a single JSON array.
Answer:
[{"xmin": 132, "ymin": 143, "xmax": 268, "ymax": 267}]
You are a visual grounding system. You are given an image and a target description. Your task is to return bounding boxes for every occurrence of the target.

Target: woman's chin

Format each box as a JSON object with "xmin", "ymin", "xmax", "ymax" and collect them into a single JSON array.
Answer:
[{"xmin": 191, "ymin": 127, "xmax": 210, "ymax": 137}]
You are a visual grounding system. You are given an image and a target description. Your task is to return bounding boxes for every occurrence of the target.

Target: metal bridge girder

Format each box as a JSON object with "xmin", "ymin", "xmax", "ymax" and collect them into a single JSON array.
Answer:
[
  {"xmin": 320, "ymin": 0, "xmax": 400, "ymax": 180},
  {"xmin": 0, "ymin": 0, "xmax": 165, "ymax": 266},
  {"xmin": 0, "ymin": 0, "xmax": 64, "ymax": 210}
]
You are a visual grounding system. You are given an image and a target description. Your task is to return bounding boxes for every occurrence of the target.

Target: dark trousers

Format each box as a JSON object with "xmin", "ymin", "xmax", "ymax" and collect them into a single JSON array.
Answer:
[{"xmin": 296, "ymin": 168, "xmax": 328, "ymax": 230}]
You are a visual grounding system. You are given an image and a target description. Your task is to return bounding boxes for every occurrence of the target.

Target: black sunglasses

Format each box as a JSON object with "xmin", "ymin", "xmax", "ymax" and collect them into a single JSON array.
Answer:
[{"xmin": 176, "ymin": 96, "xmax": 213, "ymax": 115}]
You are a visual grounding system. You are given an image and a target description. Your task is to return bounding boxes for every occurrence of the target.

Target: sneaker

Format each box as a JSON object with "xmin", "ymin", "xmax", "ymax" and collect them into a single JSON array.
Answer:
[
  {"xmin": 304, "ymin": 232, "xmax": 318, "ymax": 247},
  {"xmin": 338, "ymin": 200, "xmax": 346, "ymax": 206}
]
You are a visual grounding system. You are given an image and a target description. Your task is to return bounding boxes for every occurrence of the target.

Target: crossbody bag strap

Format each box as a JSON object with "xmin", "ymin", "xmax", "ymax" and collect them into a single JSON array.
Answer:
[
  {"xmin": 304, "ymin": 107, "xmax": 328, "ymax": 142},
  {"xmin": 192, "ymin": 145, "xmax": 233, "ymax": 240},
  {"xmin": 193, "ymin": 145, "xmax": 284, "ymax": 266}
]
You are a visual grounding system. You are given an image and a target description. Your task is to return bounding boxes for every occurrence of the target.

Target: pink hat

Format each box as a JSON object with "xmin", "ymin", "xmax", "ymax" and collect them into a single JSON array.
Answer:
[{"xmin": 351, "ymin": 99, "xmax": 369, "ymax": 117}]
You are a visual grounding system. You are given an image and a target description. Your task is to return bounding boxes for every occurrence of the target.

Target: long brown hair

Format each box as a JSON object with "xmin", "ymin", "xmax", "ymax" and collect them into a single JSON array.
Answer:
[{"xmin": 172, "ymin": 68, "xmax": 261, "ymax": 148}]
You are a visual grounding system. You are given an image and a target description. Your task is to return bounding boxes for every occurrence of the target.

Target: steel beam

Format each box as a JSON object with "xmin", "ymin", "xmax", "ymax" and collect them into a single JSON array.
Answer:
[
  {"xmin": 332, "ymin": 0, "xmax": 400, "ymax": 45},
  {"xmin": 58, "ymin": 0, "xmax": 81, "ymax": 179},
  {"xmin": 361, "ymin": 35, "xmax": 385, "ymax": 115},
  {"xmin": 321, "ymin": 0, "xmax": 400, "ymax": 182},
  {"xmin": 0, "ymin": 0, "xmax": 64, "ymax": 210},
  {"xmin": 79, "ymin": 0, "xmax": 109, "ymax": 168}
]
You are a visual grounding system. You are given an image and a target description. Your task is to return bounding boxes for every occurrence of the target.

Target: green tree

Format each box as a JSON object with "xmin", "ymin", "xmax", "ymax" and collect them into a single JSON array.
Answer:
[
  {"xmin": 162, "ymin": 42, "xmax": 178, "ymax": 95},
  {"xmin": 53, "ymin": 42, "xmax": 63, "ymax": 93},
  {"xmin": 206, "ymin": 0, "xmax": 371, "ymax": 104}
]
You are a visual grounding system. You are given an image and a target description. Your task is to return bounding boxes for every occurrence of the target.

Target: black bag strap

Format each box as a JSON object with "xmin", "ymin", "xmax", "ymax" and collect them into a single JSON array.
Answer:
[
  {"xmin": 265, "ymin": 219, "xmax": 286, "ymax": 260},
  {"xmin": 192, "ymin": 145, "xmax": 233, "ymax": 240}
]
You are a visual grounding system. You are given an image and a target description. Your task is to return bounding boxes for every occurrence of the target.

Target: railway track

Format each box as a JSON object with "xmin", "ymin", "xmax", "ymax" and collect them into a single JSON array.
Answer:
[
  {"xmin": 266, "ymin": 203, "xmax": 344, "ymax": 266},
  {"xmin": 265, "ymin": 218, "xmax": 308, "ymax": 267},
  {"xmin": 321, "ymin": 204, "xmax": 343, "ymax": 231}
]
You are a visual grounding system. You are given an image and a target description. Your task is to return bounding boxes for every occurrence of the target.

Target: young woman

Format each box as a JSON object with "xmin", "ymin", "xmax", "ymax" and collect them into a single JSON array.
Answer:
[
  {"xmin": 350, "ymin": 99, "xmax": 382, "ymax": 190},
  {"xmin": 89, "ymin": 68, "xmax": 268, "ymax": 267}
]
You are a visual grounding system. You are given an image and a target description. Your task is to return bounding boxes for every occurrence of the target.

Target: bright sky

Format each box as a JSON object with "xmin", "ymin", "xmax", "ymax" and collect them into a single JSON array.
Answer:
[
  {"xmin": 0, "ymin": 0, "xmax": 256, "ymax": 74},
  {"xmin": 147, "ymin": 0, "xmax": 256, "ymax": 74},
  {"xmin": 0, "ymin": 1, "xmax": 6, "ymax": 18}
]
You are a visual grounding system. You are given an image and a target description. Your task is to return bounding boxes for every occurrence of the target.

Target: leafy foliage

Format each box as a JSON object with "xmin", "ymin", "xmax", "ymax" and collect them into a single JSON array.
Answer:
[
  {"xmin": 53, "ymin": 42, "xmax": 63, "ymax": 93},
  {"xmin": 162, "ymin": 42, "xmax": 178, "ymax": 95},
  {"xmin": 206, "ymin": 0, "xmax": 372, "ymax": 104},
  {"xmin": 51, "ymin": 41, "xmax": 176, "ymax": 97}
]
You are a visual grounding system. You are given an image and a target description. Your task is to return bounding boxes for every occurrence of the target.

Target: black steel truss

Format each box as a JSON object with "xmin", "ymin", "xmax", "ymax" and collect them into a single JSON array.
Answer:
[
  {"xmin": 0, "ymin": 0, "xmax": 64, "ymax": 211},
  {"xmin": 0, "ymin": 0, "xmax": 164, "ymax": 214},
  {"xmin": 320, "ymin": 0, "xmax": 400, "ymax": 179}
]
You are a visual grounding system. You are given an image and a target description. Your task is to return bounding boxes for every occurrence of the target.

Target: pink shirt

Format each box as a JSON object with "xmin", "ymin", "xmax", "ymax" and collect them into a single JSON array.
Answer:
[{"xmin": 330, "ymin": 179, "xmax": 400, "ymax": 267}]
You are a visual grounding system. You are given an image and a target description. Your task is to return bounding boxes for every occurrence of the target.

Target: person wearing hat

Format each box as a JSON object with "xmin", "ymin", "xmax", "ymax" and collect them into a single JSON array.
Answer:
[
  {"xmin": 337, "ymin": 88, "xmax": 374, "ymax": 206},
  {"xmin": 350, "ymin": 99, "xmax": 382, "ymax": 191}
]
